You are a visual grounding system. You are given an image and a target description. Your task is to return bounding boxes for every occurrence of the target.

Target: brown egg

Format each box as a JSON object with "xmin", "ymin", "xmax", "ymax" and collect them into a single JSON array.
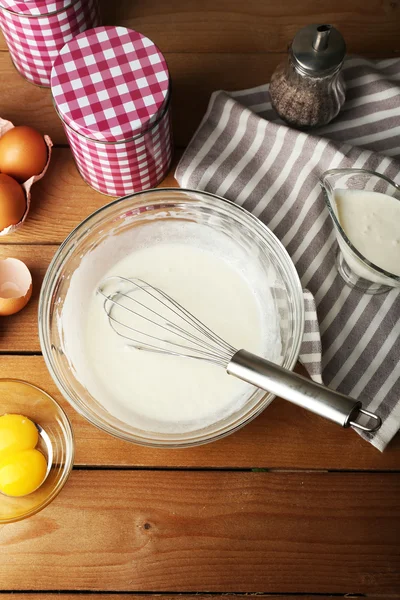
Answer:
[
  {"xmin": 0, "ymin": 126, "xmax": 48, "ymax": 182},
  {"xmin": 0, "ymin": 258, "xmax": 32, "ymax": 316},
  {"xmin": 0, "ymin": 173, "xmax": 26, "ymax": 231}
]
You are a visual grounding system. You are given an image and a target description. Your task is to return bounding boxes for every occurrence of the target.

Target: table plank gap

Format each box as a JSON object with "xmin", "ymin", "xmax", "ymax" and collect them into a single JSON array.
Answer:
[{"xmin": 70, "ymin": 465, "xmax": 400, "ymax": 474}]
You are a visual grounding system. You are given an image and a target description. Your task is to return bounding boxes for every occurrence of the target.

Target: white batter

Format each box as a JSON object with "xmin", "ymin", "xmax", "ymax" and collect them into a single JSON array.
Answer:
[
  {"xmin": 334, "ymin": 189, "xmax": 400, "ymax": 281},
  {"xmin": 60, "ymin": 220, "xmax": 282, "ymax": 434}
]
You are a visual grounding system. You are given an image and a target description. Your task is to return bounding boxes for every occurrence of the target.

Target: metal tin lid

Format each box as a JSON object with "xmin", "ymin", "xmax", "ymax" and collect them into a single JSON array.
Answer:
[
  {"xmin": 0, "ymin": 0, "xmax": 72, "ymax": 15},
  {"xmin": 291, "ymin": 24, "xmax": 346, "ymax": 75},
  {"xmin": 50, "ymin": 26, "xmax": 170, "ymax": 142}
]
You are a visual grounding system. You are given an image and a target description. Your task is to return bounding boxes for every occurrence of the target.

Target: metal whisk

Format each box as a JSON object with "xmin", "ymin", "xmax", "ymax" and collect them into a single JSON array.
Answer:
[{"xmin": 98, "ymin": 276, "xmax": 381, "ymax": 434}]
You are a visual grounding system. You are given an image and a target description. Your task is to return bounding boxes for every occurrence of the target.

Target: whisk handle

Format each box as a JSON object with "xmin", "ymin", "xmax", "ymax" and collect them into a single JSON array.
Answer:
[{"xmin": 227, "ymin": 350, "xmax": 381, "ymax": 433}]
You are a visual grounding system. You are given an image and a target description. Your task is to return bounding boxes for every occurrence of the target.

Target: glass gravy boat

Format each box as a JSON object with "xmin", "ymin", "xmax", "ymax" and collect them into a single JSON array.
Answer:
[{"xmin": 320, "ymin": 168, "xmax": 400, "ymax": 294}]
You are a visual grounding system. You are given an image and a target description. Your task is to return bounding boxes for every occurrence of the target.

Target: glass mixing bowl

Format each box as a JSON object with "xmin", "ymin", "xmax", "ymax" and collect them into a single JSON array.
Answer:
[{"xmin": 39, "ymin": 189, "xmax": 304, "ymax": 447}]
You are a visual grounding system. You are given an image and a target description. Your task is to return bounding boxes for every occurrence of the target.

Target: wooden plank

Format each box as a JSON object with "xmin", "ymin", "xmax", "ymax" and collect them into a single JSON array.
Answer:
[
  {"xmin": 99, "ymin": 0, "xmax": 400, "ymax": 55},
  {"xmin": 1, "ymin": 0, "xmax": 400, "ymax": 54},
  {"xmin": 0, "ymin": 52, "xmax": 66, "ymax": 144},
  {"xmin": 0, "ymin": 471, "xmax": 399, "ymax": 593},
  {"xmin": 0, "ymin": 149, "xmax": 180, "ymax": 245},
  {"xmin": 0, "ymin": 51, "xmax": 286, "ymax": 147},
  {"xmin": 5, "ymin": 596, "xmax": 381, "ymax": 600},
  {"xmin": 0, "ymin": 596, "xmax": 374, "ymax": 600},
  {"xmin": 0, "ymin": 597, "xmax": 376, "ymax": 600},
  {"xmin": 1, "ymin": 355, "xmax": 399, "ymax": 469}
]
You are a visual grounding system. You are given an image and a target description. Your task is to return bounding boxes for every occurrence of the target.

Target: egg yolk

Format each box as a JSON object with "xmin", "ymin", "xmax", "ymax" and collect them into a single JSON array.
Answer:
[
  {"xmin": 0, "ymin": 413, "xmax": 48, "ymax": 497},
  {"xmin": 0, "ymin": 413, "xmax": 39, "ymax": 457},
  {"xmin": 0, "ymin": 449, "xmax": 47, "ymax": 497}
]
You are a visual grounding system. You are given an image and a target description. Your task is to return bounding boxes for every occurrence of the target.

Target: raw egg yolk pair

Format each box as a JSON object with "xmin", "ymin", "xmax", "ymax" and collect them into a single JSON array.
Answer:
[{"xmin": 0, "ymin": 414, "xmax": 47, "ymax": 497}]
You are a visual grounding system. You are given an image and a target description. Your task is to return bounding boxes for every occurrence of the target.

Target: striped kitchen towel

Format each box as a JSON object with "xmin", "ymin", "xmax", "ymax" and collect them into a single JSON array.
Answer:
[{"xmin": 176, "ymin": 57, "xmax": 400, "ymax": 450}]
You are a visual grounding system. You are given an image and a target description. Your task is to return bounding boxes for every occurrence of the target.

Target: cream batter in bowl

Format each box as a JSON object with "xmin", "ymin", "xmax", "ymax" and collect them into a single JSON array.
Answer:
[{"xmin": 39, "ymin": 189, "xmax": 304, "ymax": 447}]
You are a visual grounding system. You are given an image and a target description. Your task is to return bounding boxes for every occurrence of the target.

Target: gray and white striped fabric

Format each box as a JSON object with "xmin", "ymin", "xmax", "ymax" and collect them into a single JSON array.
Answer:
[{"xmin": 176, "ymin": 57, "xmax": 400, "ymax": 450}]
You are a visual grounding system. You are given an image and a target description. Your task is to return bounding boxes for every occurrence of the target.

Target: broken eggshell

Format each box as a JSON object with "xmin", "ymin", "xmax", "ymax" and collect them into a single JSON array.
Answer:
[
  {"xmin": 0, "ymin": 118, "xmax": 53, "ymax": 236},
  {"xmin": 0, "ymin": 258, "xmax": 32, "ymax": 316}
]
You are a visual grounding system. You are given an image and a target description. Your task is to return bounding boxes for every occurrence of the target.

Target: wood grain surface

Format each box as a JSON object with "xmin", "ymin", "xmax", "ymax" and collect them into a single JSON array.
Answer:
[
  {"xmin": 1, "ymin": 0, "xmax": 400, "ymax": 596},
  {"xmin": 1, "ymin": 470, "xmax": 399, "ymax": 594},
  {"xmin": 0, "ymin": 149, "xmax": 179, "ymax": 245},
  {"xmin": 101, "ymin": 0, "xmax": 400, "ymax": 54},
  {"xmin": 1, "ymin": 0, "xmax": 400, "ymax": 54},
  {"xmin": 0, "ymin": 597, "xmax": 378, "ymax": 600},
  {"xmin": 1, "ymin": 355, "xmax": 400, "ymax": 470}
]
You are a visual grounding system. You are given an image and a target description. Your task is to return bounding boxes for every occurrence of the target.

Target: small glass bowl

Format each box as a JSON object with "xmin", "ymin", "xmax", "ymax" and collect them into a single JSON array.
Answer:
[{"xmin": 0, "ymin": 380, "xmax": 74, "ymax": 524}]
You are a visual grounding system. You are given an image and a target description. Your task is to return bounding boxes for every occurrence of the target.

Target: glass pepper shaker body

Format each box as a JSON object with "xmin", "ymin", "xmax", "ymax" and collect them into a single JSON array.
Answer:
[{"xmin": 270, "ymin": 24, "xmax": 346, "ymax": 129}]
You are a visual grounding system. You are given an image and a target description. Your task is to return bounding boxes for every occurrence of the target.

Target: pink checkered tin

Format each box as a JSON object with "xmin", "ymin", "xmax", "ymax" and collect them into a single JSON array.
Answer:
[
  {"xmin": 50, "ymin": 26, "xmax": 173, "ymax": 196},
  {"xmin": 0, "ymin": 0, "xmax": 100, "ymax": 87}
]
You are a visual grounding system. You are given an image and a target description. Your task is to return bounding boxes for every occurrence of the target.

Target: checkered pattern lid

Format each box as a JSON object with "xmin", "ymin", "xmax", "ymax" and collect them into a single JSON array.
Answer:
[
  {"xmin": 0, "ymin": 0, "xmax": 72, "ymax": 15},
  {"xmin": 51, "ymin": 26, "xmax": 170, "ymax": 142}
]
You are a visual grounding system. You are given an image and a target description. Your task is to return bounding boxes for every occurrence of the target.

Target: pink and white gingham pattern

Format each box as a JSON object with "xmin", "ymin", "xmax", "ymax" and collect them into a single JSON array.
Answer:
[
  {"xmin": 0, "ymin": 1, "xmax": 72, "ymax": 15},
  {"xmin": 64, "ymin": 103, "xmax": 173, "ymax": 196},
  {"xmin": 51, "ymin": 26, "xmax": 170, "ymax": 142},
  {"xmin": 51, "ymin": 26, "xmax": 173, "ymax": 196},
  {"xmin": 0, "ymin": 0, "xmax": 100, "ymax": 86}
]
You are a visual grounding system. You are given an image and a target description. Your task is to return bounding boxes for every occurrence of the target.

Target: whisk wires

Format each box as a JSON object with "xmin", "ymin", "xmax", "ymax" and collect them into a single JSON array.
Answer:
[{"xmin": 97, "ymin": 276, "xmax": 237, "ymax": 367}]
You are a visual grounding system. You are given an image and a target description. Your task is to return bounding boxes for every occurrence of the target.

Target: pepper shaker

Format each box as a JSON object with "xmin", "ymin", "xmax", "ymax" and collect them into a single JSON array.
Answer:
[{"xmin": 269, "ymin": 24, "xmax": 346, "ymax": 128}]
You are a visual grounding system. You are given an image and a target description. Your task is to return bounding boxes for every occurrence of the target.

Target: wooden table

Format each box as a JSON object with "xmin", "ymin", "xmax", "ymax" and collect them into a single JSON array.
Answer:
[{"xmin": 1, "ymin": 2, "xmax": 400, "ymax": 598}]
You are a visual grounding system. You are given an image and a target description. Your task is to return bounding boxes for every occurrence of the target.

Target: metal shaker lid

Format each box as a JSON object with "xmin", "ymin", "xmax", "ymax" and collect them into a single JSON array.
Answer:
[{"xmin": 291, "ymin": 24, "xmax": 346, "ymax": 75}]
